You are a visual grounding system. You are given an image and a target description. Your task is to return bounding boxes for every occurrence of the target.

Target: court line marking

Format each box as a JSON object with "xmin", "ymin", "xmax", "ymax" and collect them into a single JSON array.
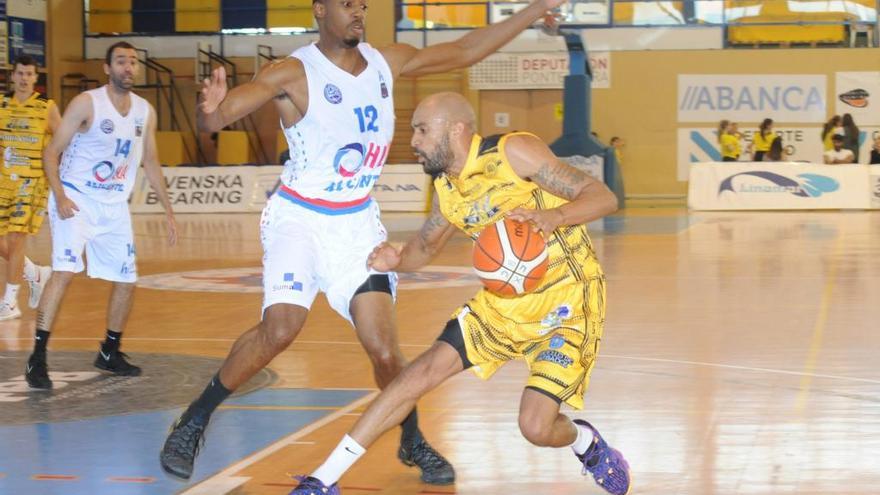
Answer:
[
  {"xmin": 179, "ymin": 390, "xmax": 378, "ymax": 495},
  {"xmin": 5, "ymin": 343, "xmax": 878, "ymax": 385},
  {"xmin": 600, "ymin": 354, "xmax": 880, "ymax": 385},
  {"xmin": 795, "ymin": 240, "xmax": 839, "ymax": 410}
]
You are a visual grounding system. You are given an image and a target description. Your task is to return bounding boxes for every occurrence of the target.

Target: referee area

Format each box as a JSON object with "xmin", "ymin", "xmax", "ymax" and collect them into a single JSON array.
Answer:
[{"xmin": 2, "ymin": 1, "xmax": 880, "ymax": 494}]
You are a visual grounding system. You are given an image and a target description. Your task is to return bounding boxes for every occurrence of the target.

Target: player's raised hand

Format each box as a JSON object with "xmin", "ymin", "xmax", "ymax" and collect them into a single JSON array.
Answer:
[
  {"xmin": 56, "ymin": 195, "xmax": 80, "ymax": 219},
  {"xmin": 367, "ymin": 242, "xmax": 402, "ymax": 272},
  {"xmin": 200, "ymin": 66, "xmax": 228, "ymax": 114},
  {"xmin": 165, "ymin": 213, "xmax": 178, "ymax": 246},
  {"xmin": 507, "ymin": 207, "xmax": 563, "ymax": 236}
]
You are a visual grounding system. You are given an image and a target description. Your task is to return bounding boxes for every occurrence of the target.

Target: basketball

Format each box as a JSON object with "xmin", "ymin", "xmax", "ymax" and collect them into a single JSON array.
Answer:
[{"xmin": 473, "ymin": 217, "xmax": 549, "ymax": 297}]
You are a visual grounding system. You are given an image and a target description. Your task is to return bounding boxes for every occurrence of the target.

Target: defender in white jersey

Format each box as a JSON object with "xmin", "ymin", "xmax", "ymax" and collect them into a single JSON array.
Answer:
[
  {"xmin": 23, "ymin": 42, "xmax": 177, "ymax": 390},
  {"xmin": 160, "ymin": 0, "xmax": 568, "ymax": 486}
]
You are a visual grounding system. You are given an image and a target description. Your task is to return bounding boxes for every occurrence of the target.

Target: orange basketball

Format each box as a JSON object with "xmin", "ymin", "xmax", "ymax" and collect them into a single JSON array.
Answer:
[{"xmin": 473, "ymin": 217, "xmax": 548, "ymax": 297}]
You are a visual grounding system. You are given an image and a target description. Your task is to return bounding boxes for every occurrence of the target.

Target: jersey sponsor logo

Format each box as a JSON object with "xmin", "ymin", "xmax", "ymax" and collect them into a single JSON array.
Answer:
[
  {"xmin": 549, "ymin": 334, "xmax": 565, "ymax": 349},
  {"xmin": 463, "ymin": 195, "xmax": 502, "ymax": 226},
  {"xmin": 541, "ymin": 305, "xmax": 572, "ymax": 329},
  {"xmin": 272, "ymin": 272, "xmax": 304, "ymax": 292},
  {"xmin": 91, "ymin": 160, "xmax": 130, "ymax": 183},
  {"xmin": 334, "ymin": 142, "xmax": 388, "ymax": 176},
  {"xmin": 334, "ymin": 143, "xmax": 365, "ymax": 177},
  {"xmin": 135, "ymin": 118, "xmax": 145, "ymax": 137},
  {"xmin": 57, "ymin": 248, "xmax": 77, "ymax": 264},
  {"xmin": 324, "ymin": 84, "xmax": 343, "ymax": 104},
  {"xmin": 535, "ymin": 349, "xmax": 573, "ymax": 368},
  {"xmin": 100, "ymin": 119, "xmax": 114, "ymax": 134}
]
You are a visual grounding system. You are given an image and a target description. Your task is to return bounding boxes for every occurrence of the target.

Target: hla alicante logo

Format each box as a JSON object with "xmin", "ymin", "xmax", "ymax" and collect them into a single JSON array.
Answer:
[{"xmin": 719, "ymin": 172, "xmax": 839, "ymax": 197}]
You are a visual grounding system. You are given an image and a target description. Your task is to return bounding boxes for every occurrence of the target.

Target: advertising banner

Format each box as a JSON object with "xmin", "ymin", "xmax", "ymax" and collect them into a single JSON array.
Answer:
[
  {"xmin": 688, "ymin": 162, "xmax": 872, "ymax": 210},
  {"xmin": 835, "ymin": 72, "xmax": 880, "ymax": 125},
  {"xmin": 469, "ymin": 51, "xmax": 611, "ymax": 90},
  {"xmin": 678, "ymin": 75, "xmax": 827, "ymax": 123}
]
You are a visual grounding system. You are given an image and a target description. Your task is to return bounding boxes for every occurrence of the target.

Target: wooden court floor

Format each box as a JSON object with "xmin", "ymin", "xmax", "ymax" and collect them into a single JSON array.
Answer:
[{"xmin": 1, "ymin": 207, "xmax": 879, "ymax": 495}]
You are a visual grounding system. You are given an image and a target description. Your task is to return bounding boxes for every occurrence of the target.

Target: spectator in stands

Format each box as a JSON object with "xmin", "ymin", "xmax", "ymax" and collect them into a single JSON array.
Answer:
[
  {"xmin": 823, "ymin": 134, "xmax": 855, "ymax": 164},
  {"xmin": 751, "ymin": 118, "xmax": 774, "ymax": 161},
  {"xmin": 842, "ymin": 113, "xmax": 860, "ymax": 163},
  {"xmin": 610, "ymin": 136, "xmax": 624, "ymax": 165},
  {"xmin": 763, "ymin": 136, "xmax": 786, "ymax": 162},
  {"xmin": 821, "ymin": 115, "xmax": 842, "ymax": 151},
  {"xmin": 718, "ymin": 120, "xmax": 741, "ymax": 162},
  {"xmin": 870, "ymin": 134, "xmax": 880, "ymax": 164}
]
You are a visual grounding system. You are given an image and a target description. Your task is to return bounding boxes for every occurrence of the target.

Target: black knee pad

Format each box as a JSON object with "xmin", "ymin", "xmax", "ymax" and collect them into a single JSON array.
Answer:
[
  {"xmin": 436, "ymin": 318, "xmax": 474, "ymax": 370},
  {"xmin": 354, "ymin": 274, "xmax": 393, "ymax": 297}
]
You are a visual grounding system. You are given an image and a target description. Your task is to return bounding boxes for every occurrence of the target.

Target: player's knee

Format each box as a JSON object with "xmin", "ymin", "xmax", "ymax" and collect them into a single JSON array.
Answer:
[
  {"xmin": 518, "ymin": 414, "xmax": 555, "ymax": 447},
  {"xmin": 259, "ymin": 320, "xmax": 297, "ymax": 352},
  {"xmin": 368, "ymin": 348, "xmax": 404, "ymax": 376}
]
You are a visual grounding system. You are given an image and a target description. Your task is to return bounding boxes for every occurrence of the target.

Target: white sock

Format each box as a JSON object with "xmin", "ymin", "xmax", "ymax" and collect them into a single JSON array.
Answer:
[
  {"xmin": 3, "ymin": 284, "xmax": 19, "ymax": 306},
  {"xmin": 23, "ymin": 257, "xmax": 37, "ymax": 282},
  {"xmin": 570, "ymin": 421, "xmax": 594, "ymax": 456},
  {"xmin": 311, "ymin": 434, "xmax": 366, "ymax": 486}
]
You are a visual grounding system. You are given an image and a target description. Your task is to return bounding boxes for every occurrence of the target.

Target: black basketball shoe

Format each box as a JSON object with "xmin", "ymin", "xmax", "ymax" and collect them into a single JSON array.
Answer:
[{"xmin": 398, "ymin": 433, "xmax": 455, "ymax": 485}]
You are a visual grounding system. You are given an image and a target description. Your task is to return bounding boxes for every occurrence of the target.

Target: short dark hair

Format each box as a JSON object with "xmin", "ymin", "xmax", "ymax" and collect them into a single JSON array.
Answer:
[
  {"xmin": 13, "ymin": 55, "xmax": 38, "ymax": 70},
  {"xmin": 105, "ymin": 41, "xmax": 137, "ymax": 65}
]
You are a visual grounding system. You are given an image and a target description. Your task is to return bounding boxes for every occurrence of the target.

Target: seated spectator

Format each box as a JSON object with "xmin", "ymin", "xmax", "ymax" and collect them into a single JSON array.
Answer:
[
  {"xmin": 823, "ymin": 134, "xmax": 855, "ymax": 164},
  {"xmin": 870, "ymin": 135, "xmax": 880, "ymax": 165},
  {"xmin": 763, "ymin": 136, "xmax": 786, "ymax": 162}
]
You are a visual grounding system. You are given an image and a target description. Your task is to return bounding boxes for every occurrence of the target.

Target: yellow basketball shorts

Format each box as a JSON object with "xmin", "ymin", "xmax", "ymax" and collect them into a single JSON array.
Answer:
[
  {"xmin": 439, "ymin": 276, "xmax": 606, "ymax": 410},
  {"xmin": 0, "ymin": 173, "xmax": 49, "ymax": 235}
]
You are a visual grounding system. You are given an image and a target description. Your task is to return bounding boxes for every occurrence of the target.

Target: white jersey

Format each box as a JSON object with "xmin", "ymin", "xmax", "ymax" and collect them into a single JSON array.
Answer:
[
  {"xmin": 280, "ymin": 42, "xmax": 395, "ymax": 214},
  {"xmin": 60, "ymin": 85, "xmax": 149, "ymax": 204}
]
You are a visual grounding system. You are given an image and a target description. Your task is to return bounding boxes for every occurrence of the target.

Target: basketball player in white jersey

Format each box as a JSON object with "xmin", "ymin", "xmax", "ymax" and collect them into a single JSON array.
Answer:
[
  {"xmin": 23, "ymin": 42, "xmax": 177, "ymax": 389},
  {"xmin": 160, "ymin": 0, "xmax": 568, "ymax": 485}
]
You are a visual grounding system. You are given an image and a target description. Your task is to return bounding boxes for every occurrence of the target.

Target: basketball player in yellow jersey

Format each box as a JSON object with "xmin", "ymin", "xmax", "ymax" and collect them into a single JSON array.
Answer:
[
  {"xmin": 288, "ymin": 92, "xmax": 630, "ymax": 495},
  {"xmin": 0, "ymin": 56, "xmax": 60, "ymax": 320}
]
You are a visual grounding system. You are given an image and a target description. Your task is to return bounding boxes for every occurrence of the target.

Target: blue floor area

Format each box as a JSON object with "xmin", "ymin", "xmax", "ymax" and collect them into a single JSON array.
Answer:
[{"xmin": 0, "ymin": 389, "xmax": 370, "ymax": 495}]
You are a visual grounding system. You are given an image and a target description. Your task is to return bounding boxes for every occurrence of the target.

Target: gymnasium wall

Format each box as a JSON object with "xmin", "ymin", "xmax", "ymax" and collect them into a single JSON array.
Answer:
[{"xmin": 44, "ymin": 3, "xmax": 878, "ymax": 196}]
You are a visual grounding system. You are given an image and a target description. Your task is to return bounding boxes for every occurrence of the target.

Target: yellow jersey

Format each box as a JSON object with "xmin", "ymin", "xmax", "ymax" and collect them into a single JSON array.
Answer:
[
  {"xmin": 753, "ymin": 130, "xmax": 774, "ymax": 153},
  {"xmin": 434, "ymin": 132, "xmax": 606, "ymax": 408},
  {"xmin": 0, "ymin": 91, "xmax": 54, "ymax": 178},
  {"xmin": 720, "ymin": 133, "xmax": 740, "ymax": 159},
  {"xmin": 434, "ymin": 132, "xmax": 604, "ymax": 325}
]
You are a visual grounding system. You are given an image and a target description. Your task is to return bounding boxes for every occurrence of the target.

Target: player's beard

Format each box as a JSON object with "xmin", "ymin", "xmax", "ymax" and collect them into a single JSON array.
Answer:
[
  {"xmin": 343, "ymin": 37, "xmax": 360, "ymax": 48},
  {"xmin": 419, "ymin": 134, "xmax": 453, "ymax": 179},
  {"xmin": 110, "ymin": 73, "xmax": 134, "ymax": 91}
]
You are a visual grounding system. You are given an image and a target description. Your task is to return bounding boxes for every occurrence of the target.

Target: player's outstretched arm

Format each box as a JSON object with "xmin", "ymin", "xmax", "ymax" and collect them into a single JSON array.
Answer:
[
  {"xmin": 505, "ymin": 134, "xmax": 618, "ymax": 234},
  {"xmin": 368, "ymin": 195, "xmax": 457, "ymax": 273},
  {"xmin": 197, "ymin": 59, "xmax": 301, "ymax": 132},
  {"xmin": 381, "ymin": 0, "xmax": 566, "ymax": 78},
  {"xmin": 43, "ymin": 93, "xmax": 93, "ymax": 219},
  {"xmin": 141, "ymin": 105, "xmax": 178, "ymax": 246}
]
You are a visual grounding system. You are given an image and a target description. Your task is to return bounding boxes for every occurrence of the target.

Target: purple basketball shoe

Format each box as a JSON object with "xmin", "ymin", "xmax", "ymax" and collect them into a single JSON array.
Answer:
[
  {"xmin": 574, "ymin": 420, "xmax": 631, "ymax": 495},
  {"xmin": 289, "ymin": 475, "xmax": 340, "ymax": 495}
]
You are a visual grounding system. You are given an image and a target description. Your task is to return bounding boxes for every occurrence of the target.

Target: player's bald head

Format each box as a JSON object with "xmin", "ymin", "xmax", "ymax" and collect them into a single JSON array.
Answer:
[{"xmin": 413, "ymin": 92, "xmax": 476, "ymax": 133}]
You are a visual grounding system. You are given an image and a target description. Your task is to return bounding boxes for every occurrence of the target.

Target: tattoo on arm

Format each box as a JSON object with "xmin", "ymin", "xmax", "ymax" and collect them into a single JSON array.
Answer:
[
  {"xmin": 418, "ymin": 209, "xmax": 448, "ymax": 246},
  {"xmin": 533, "ymin": 162, "xmax": 588, "ymax": 200}
]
